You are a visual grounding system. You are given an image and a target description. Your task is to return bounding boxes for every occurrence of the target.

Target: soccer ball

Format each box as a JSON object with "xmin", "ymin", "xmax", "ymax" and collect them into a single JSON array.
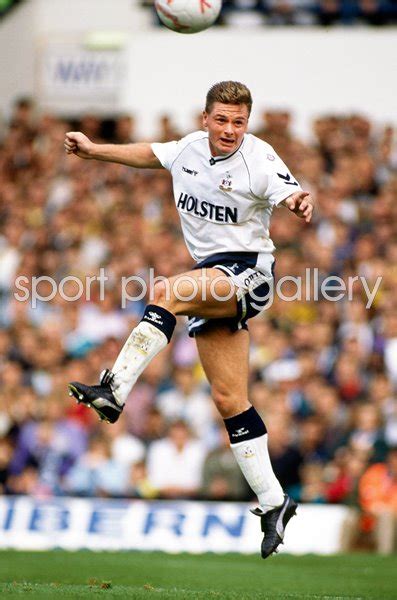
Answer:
[{"xmin": 155, "ymin": 0, "xmax": 222, "ymax": 34}]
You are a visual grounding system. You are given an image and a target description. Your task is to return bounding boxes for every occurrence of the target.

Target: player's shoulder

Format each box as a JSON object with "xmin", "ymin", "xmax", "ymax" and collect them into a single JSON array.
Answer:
[
  {"xmin": 176, "ymin": 130, "xmax": 208, "ymax": 148},
  {"xmin": 242, "ymin": 133, "xmax": 278, "ymax": 160},
  {"xmin": 240, "ymin": 134, "xmax": 281, "ymax": 175},
  {"xmin": 152, "ymin": 130, "xmax": 208, "ymax": 170},
  {"xmin": 169, "ymin": 130, "xmax": 208, "ymax": 160}
]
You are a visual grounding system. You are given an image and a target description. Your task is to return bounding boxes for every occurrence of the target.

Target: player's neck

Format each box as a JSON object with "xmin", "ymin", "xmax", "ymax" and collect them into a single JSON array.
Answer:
[{"xmin": 208, "ymin": 138, "xmax": 243, "ymax": 159}]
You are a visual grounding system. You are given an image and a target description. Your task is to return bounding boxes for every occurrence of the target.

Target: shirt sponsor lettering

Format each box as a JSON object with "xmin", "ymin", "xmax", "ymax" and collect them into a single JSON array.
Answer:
[{"xmin": 177, "ymin": 193, "xmax": 238, "ymax": 224}]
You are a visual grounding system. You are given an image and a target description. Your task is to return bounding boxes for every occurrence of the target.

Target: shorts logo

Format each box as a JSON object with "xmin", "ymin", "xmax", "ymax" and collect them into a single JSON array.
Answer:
[{"xmin": 244, "ymin": 272, "xmax": 261, "ymax": 287}]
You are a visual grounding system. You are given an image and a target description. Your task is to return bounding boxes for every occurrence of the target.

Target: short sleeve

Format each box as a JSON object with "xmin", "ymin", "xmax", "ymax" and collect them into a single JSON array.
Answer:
[
  {"xmin": 151, "ymin": 140, "xmax": 179, "ymax": 171},
  {"xmin": 151, "ymin": 131, "xmax": 208, "ymax": 172},
  {"xmin": 265, "ymin": 153, "xmax": 302, "ymax": 207}
]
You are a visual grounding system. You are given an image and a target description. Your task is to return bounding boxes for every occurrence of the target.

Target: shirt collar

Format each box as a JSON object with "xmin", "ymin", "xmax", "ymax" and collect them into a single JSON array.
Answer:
[{"xmin": 208, "ymin": 136, "xmax": 245, "ymax": 166}]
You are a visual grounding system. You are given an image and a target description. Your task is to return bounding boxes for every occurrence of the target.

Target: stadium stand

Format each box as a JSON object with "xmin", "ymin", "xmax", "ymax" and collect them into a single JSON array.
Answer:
[{"xmin": 141, "ymin": 0, "xmax": 397, "ymax": 26}]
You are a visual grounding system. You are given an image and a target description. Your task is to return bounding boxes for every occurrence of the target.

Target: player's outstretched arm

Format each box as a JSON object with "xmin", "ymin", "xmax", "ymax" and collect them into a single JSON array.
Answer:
[
  {"xmin": 281, "ymin": 191, "xmax": 314, "ymax": 223},
  {"xmin": 64, "ymin": 132, "xmax": 162, "ymax": 169}
]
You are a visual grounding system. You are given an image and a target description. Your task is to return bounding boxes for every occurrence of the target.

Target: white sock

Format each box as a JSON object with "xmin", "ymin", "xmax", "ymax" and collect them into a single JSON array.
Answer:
[
  {"xmin": 231, "ymin": 433, "xmax": 284, "ymax": 512},
  {"xmin": 109, "ymin": 321, "xmax": 168, "ymax": 405}
]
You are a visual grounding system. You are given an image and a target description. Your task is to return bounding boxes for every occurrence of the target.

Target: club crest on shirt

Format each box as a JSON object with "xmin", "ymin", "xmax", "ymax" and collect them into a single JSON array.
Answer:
[{"xmin": 219, "ymin": 172, "xmax": 233, "ymax": 192}]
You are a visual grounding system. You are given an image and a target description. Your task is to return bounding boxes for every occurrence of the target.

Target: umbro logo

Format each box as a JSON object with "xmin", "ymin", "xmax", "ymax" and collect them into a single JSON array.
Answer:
[
  {"xmin": 146, "ymin": 311, "xmax": 163, "ymax": 325},
  {"xmin": 182, "ymin": 166, "xmax": 198, "ymax": 176},
  {"xmin": 231, "ymin": 427, "xmax": 249, "ymax": 438}
]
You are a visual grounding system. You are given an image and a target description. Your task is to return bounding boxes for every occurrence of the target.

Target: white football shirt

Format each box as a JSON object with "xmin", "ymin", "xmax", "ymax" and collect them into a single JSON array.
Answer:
[{"xmin": 152, "ymin": 131, "xmax": 301, "ymax": 262}]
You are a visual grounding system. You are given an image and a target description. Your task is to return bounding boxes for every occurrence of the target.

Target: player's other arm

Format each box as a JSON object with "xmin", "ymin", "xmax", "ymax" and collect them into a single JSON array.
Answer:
[
  {"xmin": 280, "ymin": 191, "xmax": 314, "ymax": 224},
  {"xmin": 262, "ymin": 147, "xmax": 314, "ymax": 223},
  {"xmin": 64, "ymin": 132, "xmax": 162, "ymax": 169}
]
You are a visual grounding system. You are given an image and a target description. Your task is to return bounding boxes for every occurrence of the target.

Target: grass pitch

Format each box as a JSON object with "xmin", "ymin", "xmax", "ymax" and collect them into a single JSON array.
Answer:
[{"xmin": 0, "ymin": 551, "xmax": 395, "ymax": 599}]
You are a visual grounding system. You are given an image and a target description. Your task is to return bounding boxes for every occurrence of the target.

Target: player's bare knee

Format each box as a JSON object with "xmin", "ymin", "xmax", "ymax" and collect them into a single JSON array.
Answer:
[
  {"xmin": 212, "ymin": 384, "xmax": 241, "ymax": 418},
  {"xmin": 153, "ymin": 280, "xmax": 186, "ymax": 314}
]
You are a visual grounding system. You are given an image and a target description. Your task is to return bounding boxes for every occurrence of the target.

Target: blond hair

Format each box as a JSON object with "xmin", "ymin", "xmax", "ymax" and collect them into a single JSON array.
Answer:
[{"xmin": 205, "ymin": 81, "xmax": 253, "ymax": 115}]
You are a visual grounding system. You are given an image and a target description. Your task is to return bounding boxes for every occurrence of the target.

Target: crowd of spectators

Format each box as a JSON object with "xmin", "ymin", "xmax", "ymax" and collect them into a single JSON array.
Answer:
[
  {"xmin": 142, "ymin": 1, "xmax": 397, "ymax": 27},
  {"xmin": 0, "ymin": 96, "xmax": 397, "ymax": 551}
]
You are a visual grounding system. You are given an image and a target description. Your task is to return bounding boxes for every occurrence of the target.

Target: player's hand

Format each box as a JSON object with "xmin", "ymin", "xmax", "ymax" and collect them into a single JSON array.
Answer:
[
  {"xmin": 64, "ymin": 131, "xmax": 95, "ymax": 159},
  {"xmin": 283, "ymin": 191, "xmax": 313, "ymax": 223}
]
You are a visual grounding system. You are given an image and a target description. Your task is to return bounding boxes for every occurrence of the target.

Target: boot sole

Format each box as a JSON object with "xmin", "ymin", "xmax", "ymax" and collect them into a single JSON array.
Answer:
[{"xmin": 68, "ymin": 383, "xmax": 112, "ymax": 423}]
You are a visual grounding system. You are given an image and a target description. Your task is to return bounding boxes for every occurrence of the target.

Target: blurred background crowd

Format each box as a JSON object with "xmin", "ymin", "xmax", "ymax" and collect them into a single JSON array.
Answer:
[
  {"xmin": 0, "ymin": 95, "xmax": 397, "ymax": 551},
  {"xmin": 142, "ymin": 0, "xmax": 397, "ymax": 27}
]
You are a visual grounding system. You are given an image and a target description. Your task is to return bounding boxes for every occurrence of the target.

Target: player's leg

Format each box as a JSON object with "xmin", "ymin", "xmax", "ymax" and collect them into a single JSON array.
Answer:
[
  {"xmin": 68, "ymin": 268, "xmax": 237, "ymax": 422},
  {"xmin": 195, "ymin": 324, "xmax": 297, "ymax": 558},
  {"xmin": 195, "ymin": 325, "xmax": 284, "ymax": 505},
  {"xmin": 108, "ymin": 268, "xmax": 237, "ymax": 399},
  {"xmin": 151, "ymin": 267, "xmax": 237, "ymax": 318}
]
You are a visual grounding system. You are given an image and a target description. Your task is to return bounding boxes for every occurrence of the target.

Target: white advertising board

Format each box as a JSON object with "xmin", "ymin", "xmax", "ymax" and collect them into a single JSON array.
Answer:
[
  {"xmin": 37, "ymin": 41, "xmax": 126, "ymax": 113},
  {"xmin": 0, "ymin": 497, "xmax": 354, "ymax": 555}
]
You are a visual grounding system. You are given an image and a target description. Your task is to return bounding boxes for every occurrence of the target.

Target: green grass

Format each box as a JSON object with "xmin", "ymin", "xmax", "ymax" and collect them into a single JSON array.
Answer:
[{"xmin": 0, "ymin": 551, "xmax": 395, "ymax": 599}]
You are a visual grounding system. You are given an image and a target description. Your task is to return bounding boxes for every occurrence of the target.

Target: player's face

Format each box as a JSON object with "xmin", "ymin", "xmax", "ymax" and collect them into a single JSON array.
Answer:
[{"xmin": 203, "ymin": 103, "xmax": 249, "ymax": 156}]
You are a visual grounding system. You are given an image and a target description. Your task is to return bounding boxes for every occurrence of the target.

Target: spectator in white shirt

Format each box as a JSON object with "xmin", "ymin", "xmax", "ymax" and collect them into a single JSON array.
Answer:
[
  {"xmin": 102, "ymin": 418, "xmax": 145, "ymax": 467},
  {"xmin": 147, "ymin": 420, "xmax": 207, "ymax": 498},
  {"xmin": 156, "ymin": 365, "xmax": 215, "ymax": 442}
]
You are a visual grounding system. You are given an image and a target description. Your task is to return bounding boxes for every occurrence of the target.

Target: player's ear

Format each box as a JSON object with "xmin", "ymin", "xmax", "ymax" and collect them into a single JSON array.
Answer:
[{"xmin": 202, "ymin": 111, "xmax": 208, "ymax": 130}]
